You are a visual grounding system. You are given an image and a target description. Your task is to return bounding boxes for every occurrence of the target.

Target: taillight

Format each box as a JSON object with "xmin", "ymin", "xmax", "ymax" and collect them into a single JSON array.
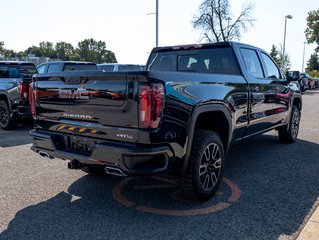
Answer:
[
  {"xmin": 29, "ymin": 82, "xmax": 36, "ymax": 117},
  {"xmin": 18, "ymin": 81, "xmax": 28, "ymax": 99},
  {"xmin": 139, "ymin": 83, "xmax": 164, "ymax": 129}
]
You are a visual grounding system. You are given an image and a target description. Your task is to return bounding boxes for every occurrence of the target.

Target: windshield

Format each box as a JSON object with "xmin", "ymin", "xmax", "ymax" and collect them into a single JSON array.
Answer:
[{"xmin": 0, "ymin": 64, "xmax": 37, "ymax": 78}]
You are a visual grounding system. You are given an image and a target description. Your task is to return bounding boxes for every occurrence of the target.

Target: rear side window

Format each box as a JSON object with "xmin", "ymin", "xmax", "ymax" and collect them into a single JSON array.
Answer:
[
  {"xmin": 63, "ymin": 64, "xmax": 97, "ymax": 71},
  {"xmin": 240, "ymin": 48, "xmax": 264, "ymax": 78},
  {"xmin": 149, "ymin": 47, "xmax": 240, "ymax": 75}
]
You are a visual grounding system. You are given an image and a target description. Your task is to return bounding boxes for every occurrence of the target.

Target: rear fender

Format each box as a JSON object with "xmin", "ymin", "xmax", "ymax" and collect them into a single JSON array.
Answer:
[{"xmin": 182, "ymin": 104, "xmax": 232, "ymax": 174}]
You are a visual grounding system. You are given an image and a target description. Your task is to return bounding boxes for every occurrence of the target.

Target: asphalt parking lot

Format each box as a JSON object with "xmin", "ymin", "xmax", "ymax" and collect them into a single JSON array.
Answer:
[{"xmin": 0, "ymin": 90, "xmax": 318, "ymax": 240}]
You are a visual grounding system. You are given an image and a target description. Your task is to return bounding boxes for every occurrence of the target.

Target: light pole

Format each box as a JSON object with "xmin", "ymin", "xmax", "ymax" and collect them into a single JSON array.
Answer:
[
  {"xmin": 146, "ymin": 0, "xmax": 159, "ymax": 47},
  {"xmin": 282, "ymin": 14, "xmax": 293, "ymax": 69},
  {"xmin": 156, "ymin": 0, "xmax": 159, "ymax": 47},
  {"xmin": 302, "ymin": 42, "xmax": 306, "ymax": 73}
]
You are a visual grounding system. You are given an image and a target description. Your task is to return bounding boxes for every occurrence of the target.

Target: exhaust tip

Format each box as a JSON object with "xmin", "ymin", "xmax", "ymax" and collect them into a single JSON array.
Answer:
[
  {"xmin": 38, "ymin": 151, "xmax": 53, "ymax": 159},
  {"xmin": 105, "ymin": 166, "xmax": 127, "ymax": 177}
]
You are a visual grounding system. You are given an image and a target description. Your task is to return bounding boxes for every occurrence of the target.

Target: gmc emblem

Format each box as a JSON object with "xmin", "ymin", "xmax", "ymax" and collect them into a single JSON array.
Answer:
[{"xmin": 58, "ymin": 89, "xmax": 89, "ymax": 99}]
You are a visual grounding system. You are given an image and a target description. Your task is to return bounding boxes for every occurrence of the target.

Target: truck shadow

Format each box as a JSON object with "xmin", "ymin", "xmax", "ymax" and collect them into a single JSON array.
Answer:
[
  {"xmin": 1, "ymin": 135, "xmax": 319, "ymax": 240},
  {"xmin": 0, "ymin": 120, "xmax": 33, "ymax": 147}
]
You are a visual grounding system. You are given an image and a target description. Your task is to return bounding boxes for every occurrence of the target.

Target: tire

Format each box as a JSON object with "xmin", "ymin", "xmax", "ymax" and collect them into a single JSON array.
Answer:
[
  {"xmin": 81, "ymin": 165, "xmax": 106, "ymax": 175},
  {"xmin": 278, "ymin": 105, "xmax": 300, "ymax": 143},
  {"xmin": 0, "ymin": 101, "xmax": 17, "ymax": 130},
  {"xmin": 181, "ymin": 130, "xmax": 225, "ymax": 202}
]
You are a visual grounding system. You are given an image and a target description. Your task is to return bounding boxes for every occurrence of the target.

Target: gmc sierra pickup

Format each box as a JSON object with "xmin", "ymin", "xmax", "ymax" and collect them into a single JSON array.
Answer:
[
  {"xmin": 0, "ymin": 61, "xmax": 37, "ymax": 129},
  {"xmin": 30, "ymin": 42, "xmax": 302, "ymax": 201}
]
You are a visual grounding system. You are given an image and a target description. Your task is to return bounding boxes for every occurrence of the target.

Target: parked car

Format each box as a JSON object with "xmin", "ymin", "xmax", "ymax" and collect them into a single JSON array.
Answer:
[
  {"xmin": 304, "ymin": 74, "xmax": 316, "ymax": 89},
  {"xmin": 97, "ymin": 63, "xmax": 142, "ymax": 72},
  {"xmin": 30, "ymin": 42, "xmax": 302, "ymax": 201},
  {"xmin": 37, "ymin": 61, "xmax": 98, "ymax": 74},
  {"xmin": 314, "ymin": 78, "xmax": 319, "ymax": 88},
  {"xmin": 0, "ymin": 61, "xmax": 37, "ymax": 129},
  {"xmin": 286, "ymin": 71, "xmax": 308, "ymax": 92}
]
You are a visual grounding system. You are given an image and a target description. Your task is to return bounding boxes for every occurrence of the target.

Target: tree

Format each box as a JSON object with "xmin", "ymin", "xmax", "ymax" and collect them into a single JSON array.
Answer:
[
  {"xmin": 269, "ymin": 44, "xmax": 291, "ymax": 71},
  {"xmin": 193, "ymin": 0, "xmax": 255, "ymax": 42},
  {"xmin": 55, "ymin": 42, "xmax": 75, "ymax": 60},
  {"xmin": 306, "ymin": 53, "xmax": 319, "ymax": 71},
  {"xmin": 0, "ymin": 41, "xmax": 4, "ymax": 55},
  {"xmin": 39, "ymin": 41, "xmax": 56, "ymax": 58},
  {"xmin": 76, "ymin": 38, "xmax": 117, "ymax": 63},
  {"xmin": 269, "ymin": 45, "xmax": 281, "ymax": 66},
  {"xmin": 305, "ymin": 9, "xmax": 319, "ymax": 51}
]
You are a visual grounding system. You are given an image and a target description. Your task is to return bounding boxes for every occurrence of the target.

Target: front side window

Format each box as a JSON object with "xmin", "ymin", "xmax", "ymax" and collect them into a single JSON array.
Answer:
[
  {"xmin": 240, "ymin": 48, "xmax": 264, "ymax": 78},
  {"xmin": 261, "ymin": 53, "xmax": 281, "ymax": 79}
]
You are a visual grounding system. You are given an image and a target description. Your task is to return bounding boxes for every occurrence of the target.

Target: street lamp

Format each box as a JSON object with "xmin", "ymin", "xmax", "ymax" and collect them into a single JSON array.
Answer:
[
  {"xmin": 302, "ymin": 42, "xmax": 306, "ymax": 73},
  {"xmin": 282, "ymin": 14, "xmax": 293, "ymax": 69}
]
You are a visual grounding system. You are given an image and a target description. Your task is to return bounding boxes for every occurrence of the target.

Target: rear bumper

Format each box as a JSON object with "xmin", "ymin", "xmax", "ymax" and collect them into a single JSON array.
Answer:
[
  {"xmin": 13, "ymin": 104, "xmax": 31, "ymax": 119},
  {"xmin": 30, "ymin": 129, "xmax": 174, "ymax": 175}
]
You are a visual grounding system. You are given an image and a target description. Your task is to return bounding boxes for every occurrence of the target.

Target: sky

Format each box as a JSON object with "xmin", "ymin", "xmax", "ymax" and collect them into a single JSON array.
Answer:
[{"xmin": 1, "ymin": 0, "xmax": 318, "ymax": 70}]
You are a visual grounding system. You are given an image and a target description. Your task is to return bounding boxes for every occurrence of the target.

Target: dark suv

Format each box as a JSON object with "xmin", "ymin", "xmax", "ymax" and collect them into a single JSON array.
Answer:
[
  {"xmin": 0, "ymin": 61, "xmax": 37, "ymax": 129},
  {"xmin": 37, "ymin": 61, "xmax": 98, "ymax": 74}
]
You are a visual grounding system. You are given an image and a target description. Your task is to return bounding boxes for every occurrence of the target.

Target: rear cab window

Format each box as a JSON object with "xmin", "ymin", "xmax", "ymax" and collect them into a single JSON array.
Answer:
[
  {"xmin": 149, "ymin": 47, "xmax": 240, "ymax": 75},
  {"xmin": 0, "ymin": 63, "xmax": 37, "ymax": 78},
  {"xmin": 63, "ymin": 63, "xmax": 98, "ymax": 71}
]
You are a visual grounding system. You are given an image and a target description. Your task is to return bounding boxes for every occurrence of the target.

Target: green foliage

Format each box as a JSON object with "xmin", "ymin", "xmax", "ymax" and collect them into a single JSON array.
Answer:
[
  {"xmin": 269, "ymin": 45, "xmax": 281, "ymax": 66},
  {"xmin": 193, "ymin": 0, "xmax": 255, "ymax": 42},
  {"xmin": 306, "ymin": 53, "xmax": 319, "ymax": 71},
  {"xmin": 0, "ymin": 41, "xmax": 4, "ymax": 55},
  {"xmin": 305, "ymin": 9, "xmax": 319, "ymax": 52},
  {"xmin": 77, "ymin": 38, "xmax": 117, "ymax": 63},
  {"xmin": 55, "ymin": 42, "xmax": 75, "ymax": 60},
  {"xmin": 0, "ymin": 38, "xmax": 117, "ymax": 63},
  {"xmin": 269, "ymin": 44, "xmax": 291, "ymax": 71},
  {"xmin": 306, "ymin": 69, "xmax": 319, "ymax": 78}
]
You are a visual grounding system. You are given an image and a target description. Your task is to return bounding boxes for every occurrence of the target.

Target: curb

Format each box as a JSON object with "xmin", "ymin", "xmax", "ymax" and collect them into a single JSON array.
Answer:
[{"xmin": 296, "ymin": 200, "xmax": 319, "ymax": 240}]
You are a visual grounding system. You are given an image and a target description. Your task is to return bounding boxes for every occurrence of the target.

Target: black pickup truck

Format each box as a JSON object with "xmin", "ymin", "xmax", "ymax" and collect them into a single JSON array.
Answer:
[
  {"xmin": 0, "ymin": 61, "xmax": 37, "ymax": 129},
  {"xmin": 30, "ymin": 42, "xmax": 302, "ymax": 201}
]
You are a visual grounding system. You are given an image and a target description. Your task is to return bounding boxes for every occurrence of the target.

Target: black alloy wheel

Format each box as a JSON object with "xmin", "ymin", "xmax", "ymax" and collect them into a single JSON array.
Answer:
[{"xmin": 181, "ymin": 130, "xmax": 225, "ymax": 202}]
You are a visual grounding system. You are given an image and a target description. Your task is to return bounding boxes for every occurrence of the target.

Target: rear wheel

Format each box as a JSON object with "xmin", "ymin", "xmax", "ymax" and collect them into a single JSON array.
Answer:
[
  {"xmin": 278, "ymin": 105, "xmax": 300, "ymax": 143},
  {"xmin": 0, "ymin": 101, "xmax": 17, "ymax": 130},
  {"xmin": 181, "ymin": 130, "xmax": 225, "ymax": 202}
]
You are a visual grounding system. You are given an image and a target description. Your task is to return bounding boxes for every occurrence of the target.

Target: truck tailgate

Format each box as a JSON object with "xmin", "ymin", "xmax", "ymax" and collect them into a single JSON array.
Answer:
[{"xmin": 33, "ymin": 71, "xmax": 139, "ymax": 142}]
